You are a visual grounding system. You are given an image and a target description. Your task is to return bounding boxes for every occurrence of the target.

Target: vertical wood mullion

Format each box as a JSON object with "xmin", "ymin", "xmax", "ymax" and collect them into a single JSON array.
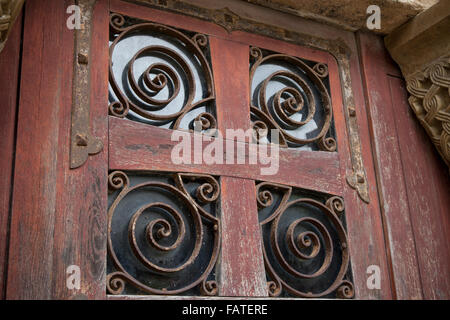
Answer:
[{"xmin": 209, "ymin": 36, "xmax": 267, "ymax": 296}]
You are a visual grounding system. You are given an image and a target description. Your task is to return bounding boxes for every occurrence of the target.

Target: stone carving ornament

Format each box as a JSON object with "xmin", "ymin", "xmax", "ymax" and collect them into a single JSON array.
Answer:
[
  {"xmin": 406, "ymin": 56, "xmax": 450, "ymax": 168},
  {"xmin": 0, "ymin": 0, "xmax": 24, "ymax": 53}
]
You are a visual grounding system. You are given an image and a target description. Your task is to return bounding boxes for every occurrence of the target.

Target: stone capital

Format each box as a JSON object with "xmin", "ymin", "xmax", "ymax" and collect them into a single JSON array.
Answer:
[{"xmin": 385, "ymin": 1, "xmax": 450, "ymax": 168}]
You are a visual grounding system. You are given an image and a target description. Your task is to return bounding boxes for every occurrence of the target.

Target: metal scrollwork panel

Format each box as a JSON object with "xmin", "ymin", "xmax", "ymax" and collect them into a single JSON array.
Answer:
[
  {"xmin": 250, "ymin": 47, "xmax": 337, "ymax": 151},
  {"xmin": 256, "ymin": 181, "xmax": 354, "ymax": 298},
  {"xmin": 109, "ymin": 13, "xmax": 216, "ymax": 131},
  {"xmin": 107, "ymin": 171, "xmax": 220, "ymax": 296}
]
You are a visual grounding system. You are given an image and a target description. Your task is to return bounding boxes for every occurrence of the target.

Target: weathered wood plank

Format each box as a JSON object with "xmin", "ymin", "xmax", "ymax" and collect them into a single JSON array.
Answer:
[
  {"xmin": 0, "ymin": 9, "xmax": 22, "ymax": 300},
  {"xmin": 110, "ymin": 0, "xmax": 397, "ymax": 300},
  {"xmin": 210, "ymin": 36, "xmax": 266, "ymax": 297},
  {"xmin": 7, "ymin": 0, "xmax": 60, "ymax": 299},
  {"xmin": 389, "ymin": 76, "xmax": 450, "ymax": 300},
  {"xmin": 210, "ymin": 36, "xmax": 250, "ymax": 135},
  {"xmin": 218, "ymin": 177, "xmax": 267, "ymax": 296},
  {"xmin": 7, "ymin": 0, "xmax": 109, "ymax": 299},
  {"xmin": 342, "ymin": 32, "xmax": 394, "ymax": 299},
  {"xmin": 211, "ymin": 36, "xmax": 265, "ymax": 297},
  {"xmin": 357, "ymin": 32, "xmax": 422, "ymax": 299},
  {"xmin": 110, "ymin": 0, "xmax": 329, "ymax": 65},
  {"xmin": 109, "ymin": 117, "xmax": 343, "ymax": 195},
  {"xmin": 110, "ymin": 0, "xmax": 229, "ymax": 38},
  {"xmin": 51, "ymin": 0, "xmax": 110, "ymax": 299}
]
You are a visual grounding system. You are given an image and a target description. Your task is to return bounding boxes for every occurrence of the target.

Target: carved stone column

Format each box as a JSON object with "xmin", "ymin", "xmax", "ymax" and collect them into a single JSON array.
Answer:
[
  {"xmin": 385, "ymin": 0, "xmax": 450, "ymax": 168},
  {"xmin": 0, "ymin": 0, "xmax": 24, "ymax": 53}
]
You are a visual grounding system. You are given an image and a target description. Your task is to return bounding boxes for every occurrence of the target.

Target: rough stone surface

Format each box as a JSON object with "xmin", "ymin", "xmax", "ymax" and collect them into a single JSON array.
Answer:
[
  {"xmin": 0, "ymin": 0, "xmax": 25, "ymax": 53},
  {"xmin": 130, "ymin": 0, "xmax": 437, "ymax": 34},
  {"xmin": 238, "ymin": 0, "xmax": 437, "ymax": 33},
  {"xmin": 385, "ymin": 0, "xmax": 450, "ymax": 76},
  {"xmin": 385, "ymin": 0, "xmax": 450, "ymax": 168}
]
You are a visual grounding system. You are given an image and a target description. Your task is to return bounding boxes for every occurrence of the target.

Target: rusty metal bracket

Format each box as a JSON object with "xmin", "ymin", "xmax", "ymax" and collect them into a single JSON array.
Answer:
[
  {"xmin": 343, "ymin": 89, "xmax": 370, "ymax": 204},
  {"xmin": 346, "ymin": 169, "xmax": 370, "ymax": 204},
  {"xmin": 70, "ymin": 0, "xmax": 102, "ymax": 169},
  {"xmin": 340, "ymin": 61, "xmax": 370, "ymax": 204}
]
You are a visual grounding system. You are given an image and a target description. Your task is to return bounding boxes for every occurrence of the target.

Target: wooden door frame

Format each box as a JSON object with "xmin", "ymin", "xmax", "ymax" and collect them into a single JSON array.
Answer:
[
  {"xmin": 5, "ymin": 0, "xmax": 394, "ymax": 299},
  {"xmin": 106, "ymin": 1, "xmax": 357, "ymax": 298},
  {"xmin": 6, "ymin": 0, "xmax": 109, "ymax": 299},
  {"xmin": 358, "ymin": 31, "xmax": 450, "ymax": 299}
]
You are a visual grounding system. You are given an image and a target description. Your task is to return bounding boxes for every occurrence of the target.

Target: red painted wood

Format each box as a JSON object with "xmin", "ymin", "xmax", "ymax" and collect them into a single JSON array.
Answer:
[
  {"xmin": 218, "ymin": 177, "xmax": 267, "ymax": 296},
  {"xmin": 389, "ymin": 76, "xmax": 450, "ymax": 299},
  {"xmin": 321, "ymin": 36, "xmax": 394, "ymax": 299},
  {"xmin": 210, "ymin": 36, "xmax": 267, "ymax": 296},
  {"xmin": 106, "ymin": 3, "xmax": 396, "ymax": 299},
  {"xmin": 357, "ymin": 31, "xmax": 450, "ymax": 299},
  {"xmin": 2, "ymin": 0, "xmax": 410, "ymax": 300},
  {"xmin": 110, "ymin": 0, "xmax": 329, "ymax": 65},
  {"xmin": 338, "ymin": 32, "xmax": 393, "ymax": 299},
  {"xmin": 109, "ymin": 117, "xmax": 342, "ymax": 195},
  {"xmin": 7, "ymin": 0, "xmax": 109, "ymax": 299},
  {"xmin": 0, "ymin": 10, "xmax": 22, "ymax": 300},
  {"xmin": 210, "ymin": 37, "xmax": 250, "ymax": 134},
  {"xmin": 110, "ymin": 0, "xmax": 229, "ymax": 39},
  {"xmin": 108, "ymin": 0, "xmax": 399, "ymax": 300},
  {"xmin": 50, "ymin": 0, "xmax": 110, "ymax": 299},
  {"xmin": 357, "ymin": 32, "xmax": 422, "ymax": 300},
  {"xmin": 7, "ymin": 0, "xmax": 62, "ymax": 299}
]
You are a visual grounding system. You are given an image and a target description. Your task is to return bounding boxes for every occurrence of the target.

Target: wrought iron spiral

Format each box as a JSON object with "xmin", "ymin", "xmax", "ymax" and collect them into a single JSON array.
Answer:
[
  {"xmin": 250, "ymin": 47, "xmax": 336, "ymax": 151},
  {"xmin": 107, "ymin": 171, "xmax": 220, "ymax": 295},
  {"xmin": 256, "ymin": 182, "xmax": 353, "ymax": 298},
  {"xmin": 109, "ymin": 13, "xmax": 216, "ymax": 130}
]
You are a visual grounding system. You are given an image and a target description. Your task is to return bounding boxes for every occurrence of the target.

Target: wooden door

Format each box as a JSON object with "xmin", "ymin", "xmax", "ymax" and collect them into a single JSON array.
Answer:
[
  {"xmin": 5, "ymin": 0, "xmax": 393, "ymax": 300},
  {"xmin": 104, "ymin": 0, "xmax": 375, "ymax": 299}
]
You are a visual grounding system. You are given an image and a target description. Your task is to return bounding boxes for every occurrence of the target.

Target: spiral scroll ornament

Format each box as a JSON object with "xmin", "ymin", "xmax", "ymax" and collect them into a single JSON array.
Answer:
[
  {"xmin": 109, "ymin": 13, "xmax": 216, "ymax": 131},
  {"xmin": 256, "ymin": 182, "xmax": 354, "ymax": 298},
  {"xmin": 250, "ymin": 47, "xmax": 336, "ymax": 151},
  {"xmin": 107, "ymin": 171, "xmax": 220, "ymax": 295}
]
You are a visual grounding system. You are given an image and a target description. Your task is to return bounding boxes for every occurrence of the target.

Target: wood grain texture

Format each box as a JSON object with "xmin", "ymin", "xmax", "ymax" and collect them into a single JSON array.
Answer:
[
  {"xmin": 109, "ymin": 0, "xmax": 329, "ymax": 66},
  {"xmin": 3, "ymin": 0, "xmax": 419, "ymax": 300},
  {"xmin": 6, "ymin": 0, "xmax": 109, "ymax": 299},
  {"xmin": 51, "ymin": 0, "xmax": 109, "ymax": 299},
  {"xmin": 7, "ymin": 0, "xmax": 62, "ymax": 299},
  {"xmin": 210, "ymin": 37, "xmax": 250, "ymax": 134},
  {"xmin": 108, "ymin": 3, "xmax": 344, "ymax": 298},
  {"xmin": 357, "ymin": 32, "xmax": 422, "ymax": 300},
  {"xmin": 109, "ymin": 0, "xmax": 395, "ymax": 300},
  {"xmin": 218, "ymin": 177, "xmax": 267, "ymax": 296},
  {"xmin": 340, "ymin": 31, "xmax": 393, "ymax": 299},
  {"xmin": 0, "ymin": 10, "xmax": 22, "ymax": 300},
  {"xmin": 389, "ymin": 76, "xmax": 450, "ymax": 299},
  {"xmin": 210, "ymin": 37, "xmax": 267, "ymax": 297},
  {"xmin": 109, "ymin": 117, "xmax": 343, "ymax": 196}
]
